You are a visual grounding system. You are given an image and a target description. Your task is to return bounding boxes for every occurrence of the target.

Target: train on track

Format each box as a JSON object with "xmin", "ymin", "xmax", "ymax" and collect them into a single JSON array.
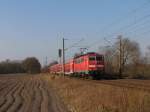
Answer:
[{"xmin": 49, "ymin": 52, "xmax": 105, "ymax": 79}]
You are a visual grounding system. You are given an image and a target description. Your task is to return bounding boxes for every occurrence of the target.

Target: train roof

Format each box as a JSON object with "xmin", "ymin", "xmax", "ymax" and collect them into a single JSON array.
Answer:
[{"xmin": 74, "ymin": 52, "xmax": 103, "ymax": 59}]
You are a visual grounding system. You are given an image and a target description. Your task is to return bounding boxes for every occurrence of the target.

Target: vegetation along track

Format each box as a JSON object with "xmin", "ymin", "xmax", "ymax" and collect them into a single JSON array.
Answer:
[
  {"xmin": 0, "ymin": 74, "xmax": 69, "ymax": 112},
  {"xmin": 68, "ymin": 76, "xmax": 150, "ymax": 92},
  {"xmin": 83, "ymin": 79, "xmax": 150, "ymax": 92}
]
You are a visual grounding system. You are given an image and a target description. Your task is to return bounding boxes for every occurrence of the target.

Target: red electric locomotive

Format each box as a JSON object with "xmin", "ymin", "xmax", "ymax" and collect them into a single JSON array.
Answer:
[
  {"xmin": 73, "ymin": 52, "xmax": 104, "ymax": 76},
  {"xmin": 49, "ymin": 52, "xmax": 105, "ymax": 78}
]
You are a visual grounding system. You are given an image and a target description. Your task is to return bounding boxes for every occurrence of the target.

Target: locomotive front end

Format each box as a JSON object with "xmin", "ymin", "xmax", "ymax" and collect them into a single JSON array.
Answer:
[{"xmin": 88, "ymin": 53, "xmax": 105, "ymax": 77}]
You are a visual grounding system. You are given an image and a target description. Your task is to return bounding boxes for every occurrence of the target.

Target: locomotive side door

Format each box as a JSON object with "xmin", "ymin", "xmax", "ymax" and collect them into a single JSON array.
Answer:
[{"xmin": 70, "ymin": 60, "xmax": 74, "ymax": 74}]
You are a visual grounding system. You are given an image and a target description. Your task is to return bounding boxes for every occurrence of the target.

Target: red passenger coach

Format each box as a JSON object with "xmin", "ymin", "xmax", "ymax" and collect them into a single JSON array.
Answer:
[
  {"xmin": 65, "ymin": 59, "xmax": 74, "ymax": 74},
  {"xmin": 49, "ymin": 52, "xmax": 105, "ymax": 78},
  {"xmin": 49, "ymin": 64, "xmax": 62, "ymax": 74}
]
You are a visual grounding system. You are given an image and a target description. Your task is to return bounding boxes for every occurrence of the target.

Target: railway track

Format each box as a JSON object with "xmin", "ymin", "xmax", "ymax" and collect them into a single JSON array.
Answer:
[
  {"xmin": 68, "ymin": 76, "xmax": 150, "ymax": 92},
  {"xmin": 98, "ymin": 80, "xmax": 150, "ymax": 92}
]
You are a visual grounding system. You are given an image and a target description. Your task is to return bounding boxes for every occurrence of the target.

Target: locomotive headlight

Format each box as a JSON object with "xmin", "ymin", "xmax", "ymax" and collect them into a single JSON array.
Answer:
[
  {"xmin": 97, "ymin": 65, "xmax": 104, "ymax": 67},
  {"xmin": 89, "ymin": 65, "xmax": 96, "ymax": 67},
  {"xmin": 89, "ymin": 65, "xmax": 104, "ymax": 68}
]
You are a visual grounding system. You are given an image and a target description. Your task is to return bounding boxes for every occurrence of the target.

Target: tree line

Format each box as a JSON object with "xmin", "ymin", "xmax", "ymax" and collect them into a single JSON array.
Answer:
[
  {"xmin": 0, "ymin": 57, "xmax": 41, "ymax": 74},
  {"xmin": 101, "ymin": 36, "xmax": 150, "ymax": 79}
]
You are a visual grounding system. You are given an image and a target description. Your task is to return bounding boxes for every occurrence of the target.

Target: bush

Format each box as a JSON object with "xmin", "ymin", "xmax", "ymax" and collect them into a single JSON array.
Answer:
[{"xmin": 22, "ymin": 57, "xmax": 41, "ymax": 74}]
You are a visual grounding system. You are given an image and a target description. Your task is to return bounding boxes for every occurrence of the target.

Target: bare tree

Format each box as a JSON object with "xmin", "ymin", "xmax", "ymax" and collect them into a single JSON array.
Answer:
[
  {"xmin": 115, "ymin": 38, "xmax": 141, "ymax": 73},
  {"xmin": 146, "ymin": 46, "xmax": 150, "ymax": 64},
  {"xmin": 101, "ymin": 37, "xmax": 141, "ymax": 78},
  {"xmin": 100, "ymin": 46, "xmax": 117, "ymax": 74}
]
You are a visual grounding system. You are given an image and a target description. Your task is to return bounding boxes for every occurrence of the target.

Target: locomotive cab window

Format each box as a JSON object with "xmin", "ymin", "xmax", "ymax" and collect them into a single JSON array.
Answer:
[
  {"xmin": 96, "ymin": 56, "xmax": 103, "ymax": 61},
  {"xmin": 89, "ymin": 56, "xmax": 96, "ymax": 61}
]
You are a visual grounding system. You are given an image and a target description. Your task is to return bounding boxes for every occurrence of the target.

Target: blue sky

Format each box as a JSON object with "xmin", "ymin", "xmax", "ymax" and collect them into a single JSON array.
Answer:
[{"xmin": 0, "ymin": 0, "xmax": 150, "ymax": 65}]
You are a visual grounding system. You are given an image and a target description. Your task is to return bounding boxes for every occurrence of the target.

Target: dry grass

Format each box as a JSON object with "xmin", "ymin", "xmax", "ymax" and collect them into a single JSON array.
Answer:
[{"xmin": 46, "ymin": 75, "xmax": 150, "ymax": 112}]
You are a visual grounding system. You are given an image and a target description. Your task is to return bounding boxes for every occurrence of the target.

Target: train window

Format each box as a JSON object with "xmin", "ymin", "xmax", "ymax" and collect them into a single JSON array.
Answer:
[
  {"xmin": 89, "ymin": 56, "xmax": 95, "ymax": 61},
  {"xmin": 80, "ymin": 58, "xmax": 84, "ymax": 63},
  {"xmin": 74, "ymin": 57, "xmax": 84, "ymax": 63},
  {"xmin": 96, "ymin": 56, "xmax": 103, "ymax": 61}
]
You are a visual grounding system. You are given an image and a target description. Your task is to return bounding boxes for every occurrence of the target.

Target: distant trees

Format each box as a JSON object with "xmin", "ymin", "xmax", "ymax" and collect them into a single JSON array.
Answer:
[
  {"xmin": 145, "ymin": 46, "xmax": 150, "ymax": 64},
  {"xmin": 0, "ymin": 60, "xmax": 25, "ymax": 74},
  {"xmin": 0, "ymin": 57, "xmax": 41, "ymax": 74},
  {"xmin": 22, "ymin": 57, "xmax": 41, "ymax": 74},
  {"xmin": 135, "ymin": 46, "xmax": 150, "ymax": 78},
  {"xmin": 103, "ymin": 47, "xmax": 116, "ymax": 74},
  {"xmin": 115, "ymin": 38, "xmax": 141, "ymax": 75},
  {"xmin": 101, "ymin": 37, "xmax": 142, "ymax": 78}
]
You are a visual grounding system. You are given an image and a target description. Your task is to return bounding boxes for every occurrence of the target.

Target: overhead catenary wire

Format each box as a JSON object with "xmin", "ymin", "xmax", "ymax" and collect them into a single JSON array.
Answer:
[
  {"xmin": 123, "ymin": 22, "xmax": 150, "ymax": 36},
  {"xmin": 128, "ymin": 28, "xmax": 150, "ymax": 38},
  {"xmin": 122, "ymin": 18, "xmax": 150, "ymax": 33},
  {"xmin": 87, "ymin": 13, "xmax": 150, "ymax": 50},
  {"xmin": 86, "ymin": 1, "xmax": 150, "ymax": 50},
  {"xmin": 65, "ymin": 38, "xmax": 84, "ymax": 51},
  {"xmin": 100, "ymin": 0, "xmax": 150, "ymax": 33}
]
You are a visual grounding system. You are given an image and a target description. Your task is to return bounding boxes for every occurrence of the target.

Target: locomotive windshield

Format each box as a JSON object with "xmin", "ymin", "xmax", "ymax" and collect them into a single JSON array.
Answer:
[
  {"xmin": 96, "ymin": 56, "xmax": 103, "ymax": 61},
  {"xmin": 89, "ymin": 56, "xmax": 103, "ymax": 61},
  {"xmin": 89, "ymin": 56, "xmax": 95, "ymax": 61}
]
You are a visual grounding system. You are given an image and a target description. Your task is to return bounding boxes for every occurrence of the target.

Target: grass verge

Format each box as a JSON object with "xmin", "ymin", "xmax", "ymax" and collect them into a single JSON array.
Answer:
[{"xmin": 44, "ymin": 74, "xmax": 150, "ymax": 112}]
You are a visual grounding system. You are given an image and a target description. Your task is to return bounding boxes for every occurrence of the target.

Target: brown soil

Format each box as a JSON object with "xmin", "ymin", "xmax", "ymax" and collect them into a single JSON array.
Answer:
[{"xmin": 0, "ymin": 74, "xmax": 69, "ymax": 112}]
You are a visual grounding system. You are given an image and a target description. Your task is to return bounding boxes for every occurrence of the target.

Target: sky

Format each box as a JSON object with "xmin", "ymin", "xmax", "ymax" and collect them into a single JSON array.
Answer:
[{"xmin": 0, "ymin": 0, "xmax": 150, "ymax": 65}]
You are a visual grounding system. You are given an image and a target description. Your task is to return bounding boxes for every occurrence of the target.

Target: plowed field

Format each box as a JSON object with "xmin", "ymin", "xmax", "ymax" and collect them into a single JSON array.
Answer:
[{"xmin": 0, "ymin": 74, "xmax": 68, "ymax": 112}]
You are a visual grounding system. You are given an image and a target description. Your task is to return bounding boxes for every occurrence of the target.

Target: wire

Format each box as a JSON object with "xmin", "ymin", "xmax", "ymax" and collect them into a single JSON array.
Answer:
[
  {"xmin": 65, "ymin": 38, "xmax": 84, "ymax": 51},
  {"xmin": 100, "ymin": 0, "xmax": 150, "ymax": 32},
  {"xmin": 129, "ymin": 28, "xmax": 150, "ymax": 38},
  {"xmin": 87, "ymin": 1, "xmax": 150, "ymax": 50},
  {"xmin": 123, "ymin": 23, "xmax": 150, "ymax": 36},
  {"xmin": 122, "ymin": 18, "xmax": 150, "ymax": 34},
  {"xmin": 88, "ymin": 13, "xmax": 150, "ymax": 49}
]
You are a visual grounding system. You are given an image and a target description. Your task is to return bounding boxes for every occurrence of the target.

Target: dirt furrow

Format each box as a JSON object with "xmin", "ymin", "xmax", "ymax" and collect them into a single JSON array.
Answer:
[
  {"xmin": 40, "ymin": 79, "xmax": 50, "ymax": 112},
  {"xmin": 19, "ymin": 77, "xmax": 35, "ymax": 112},
  {"xmin": 0, "ymin": 74, "xmax": 69, "ymax": 112},
  {"xmin": 31, "ymin": 78, "xmax": 42, "ymax": 112},
  {"xmin": 0, "ymin": 82, "xmax": 21, "ymax": 112},
  {"xmin": 0, "ymin": 81, "xmax": 18, "ymax": 107},
  {"xmin": 7, "ymin": 81, "xmax": 25, "ymax": 112},
  {"xmin": 0, "ymin": 81, "xmax": 15, "ymax": 94}
]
